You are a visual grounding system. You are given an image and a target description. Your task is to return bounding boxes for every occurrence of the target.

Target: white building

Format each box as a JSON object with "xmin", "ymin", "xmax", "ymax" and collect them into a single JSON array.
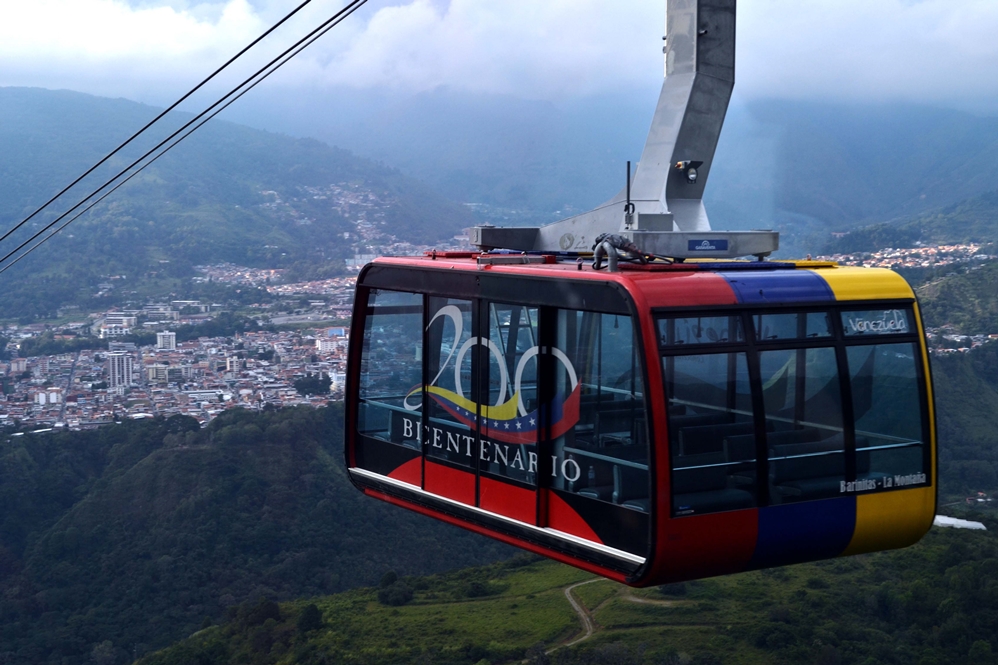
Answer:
[
  {"xmin": 35, "ymin": 388, "xmax": 62, "ymax": 405},
  {"xmin": 157, "ymin": 331, "xmax": 177, "ymax": 351},
  {"xmin": 316, "ymin": 337, "xmax": 339, "ymax": 353},
  {"xmin": 97, "ymin": 314, "xmax": 137, "ymax": 338},
  {"xmin": 107, "ymin": 352, "xmax": 134, "ymax": 389}
]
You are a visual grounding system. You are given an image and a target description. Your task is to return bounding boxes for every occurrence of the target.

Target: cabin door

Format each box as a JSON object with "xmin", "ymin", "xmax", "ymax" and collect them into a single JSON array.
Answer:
[{"xmin": 477, "ymin": 302, "xmax": 540, "ymax": 524}]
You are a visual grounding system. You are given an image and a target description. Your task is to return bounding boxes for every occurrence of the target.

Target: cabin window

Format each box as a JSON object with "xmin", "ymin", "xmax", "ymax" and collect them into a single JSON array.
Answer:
[
  {"xmin": 846, "ymin": 343, "xmax": 926, "ymax": 486},
  {"xmin": 659, "ymin": 315, "xmax": 743, "ymax": 346},
  {"xmin": 665, "ymin": 352, "xmax": 756, "ymax": 516},
  {"xmin": 759, "ymin": 347, "xmax": 846, "ymax": 504},
  {"xmin": 357, "ymin": 290, "xmax": 423, "ymax": 449},
  {"xmin": 351, "ymin": 274, "xmax": 650, "ymax": 558},
  {"xmin": 753, "ymin": 312, "xmax": 832, "ymax": 341},
  {"xmin": 553, "ymin": 310, "xmax": 650, "ymax": 513},
  {"xmin": 481, "ymin": 303, "xmax": 540, "ymax": 485},
  {"xmin": 425, "ymin": 297, "xmax": 476, "ymax": 468},
  {"xmin": 660, "ymin": 304, "xmax": 930, "ymax": 517}
]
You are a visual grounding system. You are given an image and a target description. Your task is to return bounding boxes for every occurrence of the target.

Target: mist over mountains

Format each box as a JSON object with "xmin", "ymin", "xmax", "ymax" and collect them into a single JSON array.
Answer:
[
  {"xmin": 0, "ymin": 87, "xmax": 474, "ymax": 245},
  {"xmin": 0, "ymin": 87, "xmax": 474, "ymax": 319},
  {"xmin": 7, "ymin": 84, "xmax": 998, "ymax": 275},
  {"xmin": 228, "ymin": 86, "xmax": 998, "ymax": 241}
]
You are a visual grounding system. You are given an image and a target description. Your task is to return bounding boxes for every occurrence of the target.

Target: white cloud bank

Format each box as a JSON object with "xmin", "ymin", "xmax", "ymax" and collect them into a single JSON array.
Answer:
[
  {"xmin": 3, "ymin": 0, "xmax": 998, "ymax": 108},
  {"xmin": 0, "ymin": 0, "xmax": 266, "ymax": 94}
]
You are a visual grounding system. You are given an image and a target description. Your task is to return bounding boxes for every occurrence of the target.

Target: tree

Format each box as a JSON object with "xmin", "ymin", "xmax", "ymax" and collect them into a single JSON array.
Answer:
[
  {"xmin": 296, "ymin": 604, "xmax": 323, "ymax": 634},
  {"xmin": 293, "ymin": 372, "xmax": 330, "ymax": 396},
  {"xmin": 379, "ymin": 571, "xmax": 398, "ymax": 588},
  {"xmin": 377, "ymin": 581, "xmax": 413, "ymax": 606},
  {"xmin": 90, "ymin": 640, "xmax": 115, "ymax": 665},
  {"xmin": 969, "ymin": 641, "xmax": 995, "ymax": 665}
]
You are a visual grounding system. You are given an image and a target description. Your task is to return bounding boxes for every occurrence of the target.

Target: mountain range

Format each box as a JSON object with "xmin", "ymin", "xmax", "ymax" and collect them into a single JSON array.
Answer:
[
  {"xmin": 0, "ymin": 87, "xmax": 474, "ymax": 319},
  {"xmin": 230, "ymin": 86, "xmax": 998, "ymax": 238}
]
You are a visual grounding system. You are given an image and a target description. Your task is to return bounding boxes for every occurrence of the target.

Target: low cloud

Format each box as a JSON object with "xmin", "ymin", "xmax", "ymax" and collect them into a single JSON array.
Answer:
[{"xmin": 3, "ymin": 0, "xmax": 998, "ymax": 109}]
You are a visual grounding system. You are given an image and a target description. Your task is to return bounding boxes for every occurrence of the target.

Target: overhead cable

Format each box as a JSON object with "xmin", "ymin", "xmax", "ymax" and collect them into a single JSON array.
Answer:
[
  {"xmin": 0, "ymin": 0, "xmax": 370, "ymax": 274},
  {"xmin": 0, "ymin": 0, "xmax": 315, "ymax": 248},
  {"xmin": 0, "ymin": 0, "xmax": 370, "ymax": 276}
]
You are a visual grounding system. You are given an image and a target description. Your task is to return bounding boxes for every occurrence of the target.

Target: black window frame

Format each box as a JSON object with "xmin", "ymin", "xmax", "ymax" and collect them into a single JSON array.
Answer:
[{"xmin": 657, "ymin": 300, "xmax": 932, "ymax": 517}]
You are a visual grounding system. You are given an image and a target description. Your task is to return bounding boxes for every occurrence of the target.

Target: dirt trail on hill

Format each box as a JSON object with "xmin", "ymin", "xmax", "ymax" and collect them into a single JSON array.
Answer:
[
  {"xmin": 547, "ymin": 579, "xmax": 687, "ymax": 655},
  {"xmin": 549, "ymin": 579, "xmax": 601, "ymax": 652}
]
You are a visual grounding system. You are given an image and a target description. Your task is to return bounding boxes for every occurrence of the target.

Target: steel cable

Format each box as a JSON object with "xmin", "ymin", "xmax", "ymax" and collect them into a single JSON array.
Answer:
[
  {"xmin": 0, "ymin": 0, "xmax": 315, "ymax": 248},
  {"xmin": 0, "ymin": 0, "xmax": 369, "ymax": 273},
  {"xmin": 0, "ymin": 0, "xmax": 368, "ymax": 277}
]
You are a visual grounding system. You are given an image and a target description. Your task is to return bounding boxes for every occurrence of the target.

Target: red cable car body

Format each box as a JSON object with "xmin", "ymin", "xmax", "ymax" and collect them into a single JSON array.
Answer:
[{"xmin": 344, "ymin": 255, "xmax": 936, "ymax": 586}]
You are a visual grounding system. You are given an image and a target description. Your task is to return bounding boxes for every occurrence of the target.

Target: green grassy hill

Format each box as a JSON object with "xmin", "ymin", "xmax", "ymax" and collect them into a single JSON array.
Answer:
[
  {"xmin": 139, "ymin": 522, "xmax": 998, "ymax": 665},
  {"xmin": 918, "ymin": 262, "xmax": 998, "ymax": 335}
]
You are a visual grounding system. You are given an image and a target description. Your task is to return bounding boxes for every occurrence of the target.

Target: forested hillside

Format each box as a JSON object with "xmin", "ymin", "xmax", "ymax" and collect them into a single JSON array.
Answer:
[
  {"xmin": 825, "ymin": 190, "xmax": 998, "ymax": 256},
  {"xmin": 0, "ymin": 406, "xmax": 510, "ymax": 664},
  {"xmin": 0, "ymin": 87, "xmax": 475, "ymax": 320},
  {"xmin": 251, "ymin": 90, "xmax": 998, "ymax": 234},
  {"xmin": 932, "ymin": 349, "xmax": 998, "ymax": 498},
  {"xmin": 918, "ymin": 262, "xmax": 998, "ymax": 335}
]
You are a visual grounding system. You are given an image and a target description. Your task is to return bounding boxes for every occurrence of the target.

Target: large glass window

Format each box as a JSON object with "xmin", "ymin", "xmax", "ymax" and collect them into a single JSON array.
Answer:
[
  {"xmin": 753, "ymin": 311, "xmax": 832, "ymax": 341},
  {"xmin": 553, "ymin": 311, "xmax": 650, "ymax": 513},
  {"xmin": 665, "ymin": 352, "xmax": 756, "ymax": 516},
  {"xmin": 425, "ymin": 297, "xmax": 475, "ymax": 467},
  {"xmin": 352, "ymin": 279, "xmax": 651, "ymax": 556},
  {"xmin": 847, "ymin": 343, "xmax": 927, "ymax": 489},
  {"xmin": 660, "ymin": 304, "xmax": 930, "ymax": 517},
  {"xmin": 759, "ymin": 347, "xmax": 845, "ymax": 504},
  {"xmin": 481, "ymin": 303, "xmax": 539, "ymax": 485},
  {"xmin": 659, "ymin": 315, "xmax": 744, "ymax": 346},
  {"xmin": 358, "ymin": 290, "xmax": 423, "ymax": 449}
]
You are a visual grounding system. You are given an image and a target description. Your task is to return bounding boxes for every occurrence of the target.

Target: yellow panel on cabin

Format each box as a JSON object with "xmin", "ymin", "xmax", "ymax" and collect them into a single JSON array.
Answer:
[
  {"xmin": 843, "ymin": 487, "xmax": 935, "ymax": 556},
  {"xmin": 815, "ymin": 267, "xmax": 915, "ymax": 301}
]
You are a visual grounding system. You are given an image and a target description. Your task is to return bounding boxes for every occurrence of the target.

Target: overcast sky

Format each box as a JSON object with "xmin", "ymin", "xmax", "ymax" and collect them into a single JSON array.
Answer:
[{"xmin": 2, "ymin": 0, "xmax": 998, "ymax": 111}]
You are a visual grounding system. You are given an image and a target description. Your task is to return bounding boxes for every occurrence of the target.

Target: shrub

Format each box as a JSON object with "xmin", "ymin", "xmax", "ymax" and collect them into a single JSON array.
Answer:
[
  {"xmin": 296, "ymin": 603, "xmax": 323, "ymax": 633},
  {"xmin": 379, "ymin": 571, "xmax": 398, "ymax": 589},
  {"xmin": 658, "ymin": 582, "xmax": 688, "ymax": 596},
  {"xmin": 378, "ymin": 581, "xmax": 414, "ymax": 606}
]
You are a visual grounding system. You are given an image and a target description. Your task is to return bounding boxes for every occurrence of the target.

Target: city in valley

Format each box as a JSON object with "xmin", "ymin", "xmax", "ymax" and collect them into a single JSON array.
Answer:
[
  {"xmin": 0, "ymin": 266, "xmax": 363, "ymax": 431},
  {"xmin": 2, "ymin": 242, "xmax": 995, "ymax": 431}
]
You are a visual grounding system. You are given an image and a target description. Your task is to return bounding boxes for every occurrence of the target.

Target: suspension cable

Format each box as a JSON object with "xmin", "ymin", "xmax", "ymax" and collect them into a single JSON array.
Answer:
[
  {"xmin": 0, "ymin": 0, "xmax": 370, "ymax": 273},
  {"xmin": 0, "ymin": 0, "xmax": 369, "ymax": 277},
  {"xmin": 0, "ymin": 0, "xmax": 315, "ymax": 248}
]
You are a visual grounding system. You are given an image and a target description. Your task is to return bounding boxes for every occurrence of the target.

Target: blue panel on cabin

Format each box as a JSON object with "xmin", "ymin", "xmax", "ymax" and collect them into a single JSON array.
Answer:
[
  {"xmin": 749, "ymin": 497, "xmax": 856, "ymax": 569},
  {"xmin": 719, "ymin": 270, "xmax": 835, "ymax": 304}
]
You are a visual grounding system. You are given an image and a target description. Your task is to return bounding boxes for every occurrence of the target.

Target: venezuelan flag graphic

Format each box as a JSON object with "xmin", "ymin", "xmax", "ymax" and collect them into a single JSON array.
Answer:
[{"xmin": 405, "ymin": 385, "xmax": 582, "ymax": 444}]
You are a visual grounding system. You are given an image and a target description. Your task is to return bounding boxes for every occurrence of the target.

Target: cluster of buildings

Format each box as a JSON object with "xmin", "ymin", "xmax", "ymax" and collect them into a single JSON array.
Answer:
[
  {"xmin": 193, "ymin": 263, "xmax": 287, "ymax": 287},
  {"xmin": 262, "ymin": 182, "xmax": 471, "ymax": 274},
  {"xmin": 813, "ymin": 242, "xmax": 998, "ymax": 355},
  {"xmin": 818, "ymin": 243, "xmax": 993, "ymax": 270},
  {"xmin": 0, "ymin": 325, "xmax": 348, "ymax": 431},
  {"xmin": 924, "ymin": 326, "xmax": 998, "ymax": 355},
  {"xmin": 93, "ymin": 301, "xmax": 214, "ymax": 337},
  {"xmin": 965, "ymin": 491, "xmax": 994, "ymax": 507}
]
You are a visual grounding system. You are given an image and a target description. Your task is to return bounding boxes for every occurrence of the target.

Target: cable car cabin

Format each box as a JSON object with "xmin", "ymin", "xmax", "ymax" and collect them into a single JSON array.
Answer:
[{"xmin": 344, "ymin": 254, "xmax": 936, "ymax": 586}]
